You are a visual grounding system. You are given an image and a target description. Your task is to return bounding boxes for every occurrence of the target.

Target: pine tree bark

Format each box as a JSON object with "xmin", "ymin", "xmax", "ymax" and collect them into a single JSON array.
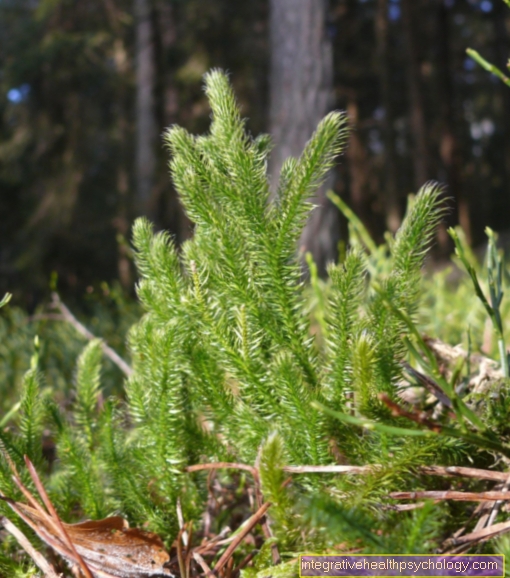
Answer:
[
  {"xmin": 375, "ymin": 0, "xmax": 400, "ymax": 232},
  {"xmin": 135, "ymin": 0, "xmax": 157, "ymax": 218},
  {"xmin": 401, "ymin": 0, "xmax": 429, "ymax": 190},
  {"xmin": 269, "ymin": 0, "xmax": 337, "ymax": 275}
]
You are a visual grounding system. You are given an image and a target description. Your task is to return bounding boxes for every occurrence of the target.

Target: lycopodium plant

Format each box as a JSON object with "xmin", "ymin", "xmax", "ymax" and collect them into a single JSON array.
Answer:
[{"xmin": 2, "ymin": 71, "xmax": 508, "ymax": 577}]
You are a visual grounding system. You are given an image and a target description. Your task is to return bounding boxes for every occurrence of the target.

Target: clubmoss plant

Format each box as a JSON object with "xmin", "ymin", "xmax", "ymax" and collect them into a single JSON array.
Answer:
[{"xmin": 2, "ymin": 72, "xmax": 509, "ymax": 577}]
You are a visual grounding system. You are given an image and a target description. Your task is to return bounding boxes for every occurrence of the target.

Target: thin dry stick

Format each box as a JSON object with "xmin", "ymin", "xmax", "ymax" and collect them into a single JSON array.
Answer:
[
  {"xmin": 188, "ymin": 460, "xmax": 510, "ymax": 482},
  {"xmin": 449, "ymin": 501, "xmax": 488, "ymax": 542},
  {"xmin": 464, "ymin": 477, "xmax": 510, "ymax": 539},
  {"xmin": 177, "ymin": 527, "xmax": 187, "ymax": 578},
  {"xmin": 379, "ymin": 393, "xmax": 444, "ymax": 430},
  {"xmin": 283, "ymin": 463, "xmax": 510, "ymax": 481},
  {"xmin": 185, "ymin": 522, "xmax": 194, "ymax": 578},
  {"xmin": 1, "ymin": 453, "xmax": 88, "ymax": 573},
  {"xmin": 283, "ymin": 465, "xmax": 374, "ymax": 474},
  {"xmin": 472, "ymin": 511, "xmax": 491, "ymax": 534},
  {"xmin": 470, "ymin": 491, "xmax": 504, "ymax": 536},
  {"xmin": 195, "ymin": 528, "xmax": 233, "ymax": 554},
  {"xmin": 486, "ymin": 474, "xmax": 510, "ymax": 527},
  {"xmin": 1, "ymin": 515, "xmax": 61, "ymax": 578},
  {"xmin": 1, "ymin": 494, "xmax": 85, "ymax": 571},
  {"xmin": 390, "ymin": 490, "xmax": 510, "ymax": 501},
  {"xmin": 213, "ymin": 502, "xmax": 271, "ymax": 574},
  {"xmin": 188, "ymin": 461, "xmax": 278, "ymax": 563},
  {"xmin": 186, "ymin": 463, "xmax": 257, "ymax": 476},
  {"xmin": 225, "ymin": 556, "xmax": 235, "ymax": 578},
  {"xmin": 444, "ymin": 519, "xmax": 510, "ymax": 547},
  {"xmin": 233, "ymin": 549, "xmax": 259, "ymax": 573},
  {"xmin": 419, "ymin": 465, "xmax": 509, "ymax": 482},
  {"xmin": 1, "ymin": 454, "xmax": 121, "ymax": 578},
  {"xmin": 187, "ymin": 461, "xmax": 280, "ymax": 563},
  {"xmin": 177, "ymin": 498, "xmax": 189, "ymax": 547},
  {"xmin": 193, "ymin": 551, "xmax": 215, "ymax": 578},
  {"xmin": 23, "ymin": 457, "xmax": 95, "ymax": 578},
  {"xmin": 50, "ymin": 292, "xmax": 132, "ymax": 377}
]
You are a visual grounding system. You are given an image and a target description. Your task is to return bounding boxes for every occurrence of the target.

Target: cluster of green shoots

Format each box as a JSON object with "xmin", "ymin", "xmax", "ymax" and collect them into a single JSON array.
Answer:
[{"xmin": 1, "ymin": 70, "xmax": 510, "ymax": 577}]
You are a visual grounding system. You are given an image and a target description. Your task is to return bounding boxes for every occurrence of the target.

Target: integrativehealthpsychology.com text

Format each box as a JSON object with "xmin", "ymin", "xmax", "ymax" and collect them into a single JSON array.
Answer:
[{"xmin": 299, "ymin": 555, "xmax": 504, "ymax": 577}]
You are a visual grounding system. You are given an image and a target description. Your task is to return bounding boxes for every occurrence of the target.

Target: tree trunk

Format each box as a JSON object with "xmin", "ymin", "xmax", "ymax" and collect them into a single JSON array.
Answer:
[
  {"xmin": 435, "ymin": 0, "xmax": 470, "ymax": 247},
  {"xmin": 153, "ymin": 0, "xmax": 190, "ymax": 241},
  {"xmin": 401, "ymin": 0, "xmax": 429, "ymax": 190},
  {"xmin": 345, "ymin": 98, "xmax": 369, "ymax": 226},
  {"xmin": 493, "ymin": 0, "xmax": 510, "ymax": 228},
  {"xmin": 134, "ymin": 0, "xmax": 157, "ymax": 218},
  {"xmin": 375, "ymin": 0, "xmax": 400, "ymax": 232},
  {"xmin": 154, "ymin": 0, "xmax": 178, "ymax": 128},
  {"xmin": 269, "ymin": 0, "xmax": 337, "ymax": 274}
]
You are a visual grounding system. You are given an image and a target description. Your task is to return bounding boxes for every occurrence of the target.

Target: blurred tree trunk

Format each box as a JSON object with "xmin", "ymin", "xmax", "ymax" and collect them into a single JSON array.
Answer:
[
  {"xmin": 375, "ymin": 0, "xmax": 400, "ymax": 232},
  {"xmin": 435, "ymin": 0, "xmax": 470, "ymax": 246},
  {"xmin": 493, "ymin": 0, "xmax": 510, "ymax": 221},
  {"xmin": 153, "ymin": 0, "xmax": 190, "ymax": 240},
  {"xmin": 135, "ymin": 0, "xmax": 157, "ymax": 218},
  {"xmin": 345, "ymin": 98, "xmax": 370, "ymax": 226},
  {"xmin": 401, "ymin": 0, "xmax": 429, "ymax": 190},
  {"xmin": 154, "ymin": 0, "xmax": 178, "ymax": 129},
  {"xmin": 269, "ymin": 0, "xmax": 338, "ymax": 275},
  {"xmin": 113, "ymin": 39, "xmax": 133, "ymax": 289}
]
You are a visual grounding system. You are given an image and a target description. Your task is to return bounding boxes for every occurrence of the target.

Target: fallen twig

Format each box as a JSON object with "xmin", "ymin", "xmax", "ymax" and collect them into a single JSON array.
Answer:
[
  {"xmin": 186, "ymin": 463, "xmax": 257, "ymax": 476},
  {"xmin": 225, "ymin": 556, "xmax": 235, "ymax": 578},
  {"xmin": 186, "ymin": 460, "xmax": 280, "ymax": 563},
  {"xmin": 444, "ymin": 519, "xmax": 510, "ymax": 548},
  {"xmin": 177, "ymin": 527, "xmax": 187, "ymax": 578},
  {"xmin": 379, "ymin": 393, "xmax": 443, "ymax": 430},
  {"xmin": 2, "ymin": 455, "xmax": 95, "ymax": 578},
  {"xmin": 20, "ymin": 456, "xmax": 95, "ymax": 578},
  {"xmin": 283, "ymin": 465, "xmax": 374, "ymax": 474},
  {"xmin": 419, "ymin": 465, "xmax": 509, "ymax": 482},
  {"xmin": 444, "ymin": 500, "xmax": 489, "ymax": 546},
  {"xmin": 188, "ymin": 460, "xmax": 510, "ymax": 482},
  {"xmin": 233, "ymin": 549, "xmax": 259, "ymax": 573},
  {"xmin": 213, "ymin": 502, "xmax": 271, "ymax": 574},
  {"xmin": 195, "ymin": 528, "xmax": 232, "ymax": 555},
  {"xmin": 1, "ymin": 515, "xmax": 61, "ymax": 578},
  {"xmin": 193, "ymin": 552, "xmax": 215, "ymax": 578},
  {"xmin": 50, "ymin": 292, "xmax": 132, "ymax": 377},
  {"xmin": 177, "ymin": 498, "xmax": 189, "ymax": 547},
  {"xmin": 486, "ymin": 474, "xmax": 510, "ymax": 527},
  {"xmin": 390, "ymin": 490, "xmax": 510, "ymax": 502}
]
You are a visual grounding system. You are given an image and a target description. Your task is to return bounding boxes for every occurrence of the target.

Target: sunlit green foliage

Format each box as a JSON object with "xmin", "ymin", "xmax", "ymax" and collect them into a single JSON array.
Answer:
[{"xmin": 2, "ymin": 71, "xmax": 510, "ymax": 577}]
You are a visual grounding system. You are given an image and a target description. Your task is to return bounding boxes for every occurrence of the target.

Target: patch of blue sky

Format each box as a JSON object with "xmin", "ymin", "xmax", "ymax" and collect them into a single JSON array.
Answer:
[{"xmin": 7, "ymin": 84, "xmax": 30, "ymax": 103}]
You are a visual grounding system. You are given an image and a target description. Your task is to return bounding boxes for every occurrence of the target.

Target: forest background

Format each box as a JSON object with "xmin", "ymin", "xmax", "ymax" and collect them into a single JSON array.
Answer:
[{"xmin": 1, "ymin": 0, "xmax": 509, "ymax": 305}]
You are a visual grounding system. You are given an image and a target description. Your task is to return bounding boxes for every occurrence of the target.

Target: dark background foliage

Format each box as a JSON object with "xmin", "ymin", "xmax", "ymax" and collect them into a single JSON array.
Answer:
[{"xmin": 1, "ymin": 0, "xmax": 509, "ymax": 305}]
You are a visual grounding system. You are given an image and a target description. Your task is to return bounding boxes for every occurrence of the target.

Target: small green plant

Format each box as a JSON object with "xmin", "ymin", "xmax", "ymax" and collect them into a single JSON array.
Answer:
[{"xmin": 450, "ymin": 227, "xmax": 508, "ymax": 377}]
